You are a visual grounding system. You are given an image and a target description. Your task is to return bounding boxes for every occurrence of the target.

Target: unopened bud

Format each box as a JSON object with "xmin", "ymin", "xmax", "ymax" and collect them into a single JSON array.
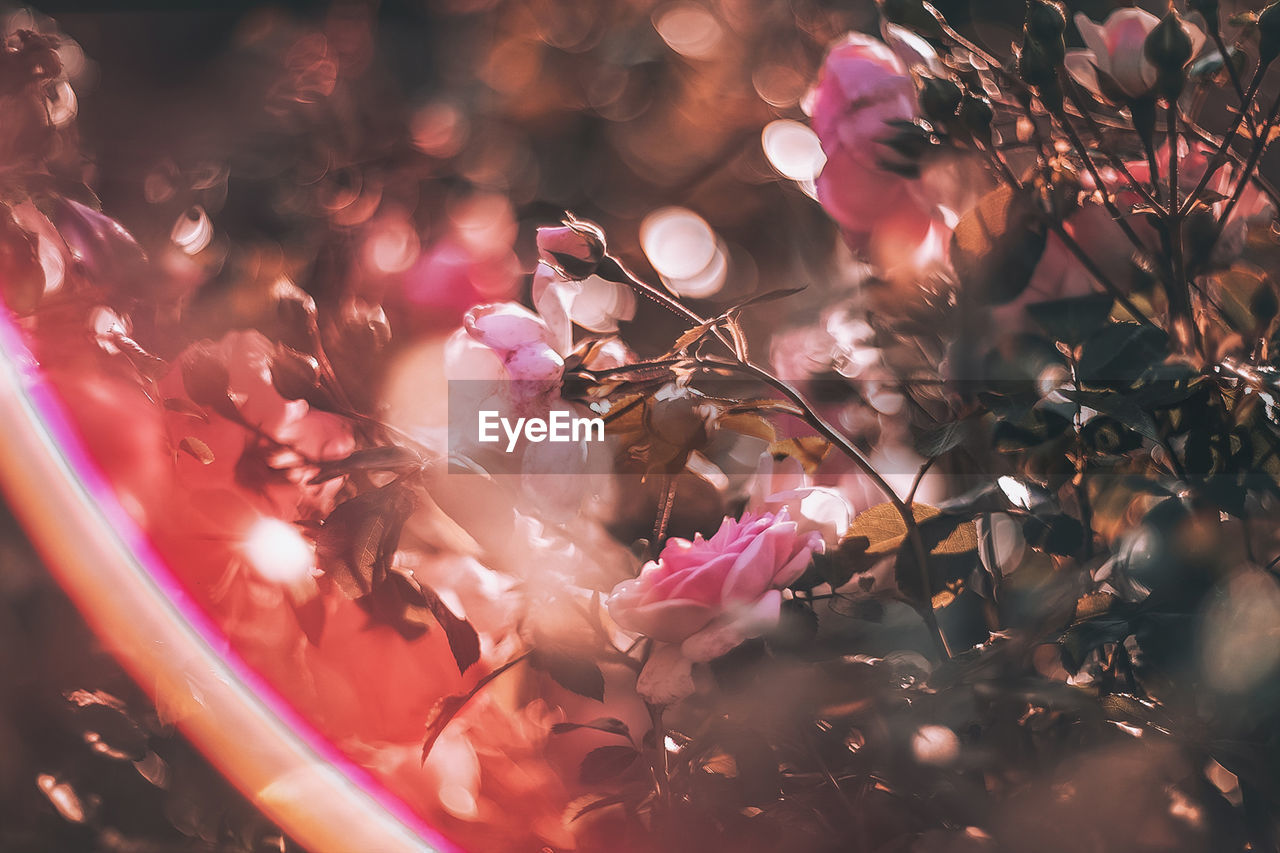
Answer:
[
  {"xmin": 1026, "ymin": 0, "xmax": 1066, "ymax": 41},
  {"xmin": 536, "ymin": 218, "xmax": 606, "ymax": 280},
  {"xmin": 1260, "ymin": 2, "xmax": 1280, "ymax": 69},
  {"xmin": 1018, "ymin": 35, "xmax": 1058, "ymax": 88},
  {"xmin": 1144, "ymin": 12, "xmax": 1193, "ymax": 100}
]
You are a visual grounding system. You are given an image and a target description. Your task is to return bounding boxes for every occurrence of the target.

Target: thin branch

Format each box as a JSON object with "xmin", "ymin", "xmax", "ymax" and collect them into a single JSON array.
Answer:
[
  {"xmin": 1219, "ymin": 90, "xmax": 1280, "ymax": 226},
  {"xmin": 1179, "ymin": 72, "xmax": 1265, "ymax": 217},
  {"xmin": 1049, "ymin": 223, "xmax": 1160, "ymax": 329}
]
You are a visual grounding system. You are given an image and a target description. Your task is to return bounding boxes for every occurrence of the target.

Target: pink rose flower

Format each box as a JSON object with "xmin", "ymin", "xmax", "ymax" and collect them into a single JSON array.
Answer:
[
  {"xmin": 608, "ymin": 510, "xmax": 821, "ymax": 703},
  {"xmin": 1066, "ymin": 9, "xmax": 1204, "ymax": 100},
  {"xmin": 809, "ymin": 32, "xmax": 951, "ymax": 277}
]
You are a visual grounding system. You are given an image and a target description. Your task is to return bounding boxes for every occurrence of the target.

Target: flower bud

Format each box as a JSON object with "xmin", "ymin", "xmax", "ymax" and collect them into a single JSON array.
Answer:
[
  {"xmin": 536, "ymin": 218, "xmax": 606, "ymax": 280},
  {"xmin": 1018, "ymin": 35, "xmax": 1058, "ymax": 88},
  {"xmin": 919, "ymin": 76, "xmax": 963, "ymax": 127},
  {"xmin": 1260, "ymin": 2, "xmax": 1280, "ymax": 69},
  {"xmin": 1025, "ymin": 0, "xmax": 1066, "ymax": 41},
  {"xmin": 1143, "ymin": 12, "xmax": 1193, "ymax": 100}
]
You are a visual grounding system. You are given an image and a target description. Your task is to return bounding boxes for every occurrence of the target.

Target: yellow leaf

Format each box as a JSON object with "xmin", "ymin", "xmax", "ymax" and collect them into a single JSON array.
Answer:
[
  {"xmin": 769, "ymin": 436, "xmax": 831, "ymax": 474},
  {"xmin": 842, "ymin": 502, "xmax": 977, "ymax": 558},
  {"xmin": 717, "ymin": 412, "xmax": 776, "ymax": 442}
]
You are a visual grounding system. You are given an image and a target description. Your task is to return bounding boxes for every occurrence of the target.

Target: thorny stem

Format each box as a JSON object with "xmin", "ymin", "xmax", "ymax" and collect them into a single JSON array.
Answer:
[
  {"xmin": 1220, "ymin": 90, "xmax": 1280, "ymax": 226},
  {"xmin": 648, "ymin": 703, "xmax": 673, "ymax": 816},
  {"xmin": 604, "ymin": 255, "xmax": 953, "ymax": 660},
  {"xmin": 1068, "ymin": 354, "xmax": 1094, "ymax": 562},
  {"xmin": 1053, "ymin": 100, "xmax": 1156, "ymax": 256},
  {"xmin": 980, "ymin": 133, "xmax": 1161, "ymax": 330},
  {"xmin": 1210, "ymin": 30, "xmax": 1259, "ymax": 138},
  {"xmin": 1166, "ymin": 102, "xmax": 1197, "ymax": 354},
  {"xmin": 651, "ymin": 473, "xmax": 677, "ymax": 556},
  {"xmin": 720, "ymin": 359, "xmax": 952, "ymax": 659},
  {"xmin": 1179, "ymin": 57, "xmax": 1264, "ymax": 217},
  {"xmin": 1060, "ymin": 78, "xmax": 1165, "ymax": 214},
  {"xmin": 907, "ymin": 457, "xmax": 936, "ymax": 505},
  {"xmin": 927, "ymin": 0, "xmax": 1164, "ymax": 217},
  {"xmin": 1179, "ymin": 108, "xmax": 1280, "ymax": 214}
]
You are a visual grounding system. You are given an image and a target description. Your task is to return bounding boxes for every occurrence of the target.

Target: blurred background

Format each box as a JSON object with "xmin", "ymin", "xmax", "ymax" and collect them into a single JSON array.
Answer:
[{"xmin": 0, "ymin": 0, "xmax": 1261, "ymax": 849}]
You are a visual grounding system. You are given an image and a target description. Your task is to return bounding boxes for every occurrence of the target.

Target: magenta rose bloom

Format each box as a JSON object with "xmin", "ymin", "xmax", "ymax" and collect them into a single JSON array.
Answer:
[
  {"xmin": 810, "ymin": 32, "xmax": 949, "ymax": 276},
  {"xmin": 608, "ymin": 510, "xmax": 821, "ymax": 703}
]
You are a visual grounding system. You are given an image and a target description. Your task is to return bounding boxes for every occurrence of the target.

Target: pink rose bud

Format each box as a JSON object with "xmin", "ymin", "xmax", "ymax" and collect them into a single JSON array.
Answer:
[
  {"xmin": 1065, "ymin": 9, "xmax": 1204, "ymax": 100},
  {"xmin": 535, "ymin": 218, "xmax": 606, "ymax": 280}
]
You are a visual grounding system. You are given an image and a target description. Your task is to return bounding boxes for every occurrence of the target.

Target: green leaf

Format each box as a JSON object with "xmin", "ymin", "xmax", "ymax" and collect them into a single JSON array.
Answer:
[
  {"xmin": 1059, "ymin": 389, "xmax": 1160, "ymax": 442},
  {"xmin": 1077, "ymin": 323, "xmax": 1169, "ymax": 388},
  {"xmin": 1026, "ymin": 293, "xmax": 1115, "ymax": 346},
  {"xmin": 579, "ymin": 746, "xmax": 640, "ymax": 784},
  {"xmin": 531, "ymin": 650, "xmax": 606, "ymax": 701},
  {"xmin": 951, "ymin": 185, "xmax": 1048, "ymax": 304},
  {"xmin": 912, "ymin": 420, "xmax": 970, "ymax": 458},
  {"xmin": 177, "ymin": 436, "xmax": 215, "ymax": 465},
  {"xmin": 551, "ymin": 718, "xmax": 632, "ymax": 739}
]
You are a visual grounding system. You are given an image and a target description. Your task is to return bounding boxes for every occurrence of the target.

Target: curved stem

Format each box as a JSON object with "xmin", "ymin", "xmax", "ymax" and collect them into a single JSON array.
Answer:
[
  {"xmin": 1211, "ymin": 29, "xmax": 1258, "ymax": 137},
  {"xmin": 604, "ymin": 253, "xmax": 952, "ymax": 659},
  {"xmin": 720, "ymin": 359, "xmax": 952, "ymax": 659}
]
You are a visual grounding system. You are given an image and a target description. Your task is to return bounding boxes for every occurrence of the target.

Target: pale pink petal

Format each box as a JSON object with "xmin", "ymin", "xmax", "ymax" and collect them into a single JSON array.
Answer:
[
  {"xmin": 530, "ymin": 263, "xmax": 574, "ymax": 355},
  {"xmin": 503, "ymin": 341, "xmax": 563, "ymax": 386},
  {"xmin": 721, "ymin": 521, "xmax": 793, "ymax": 602},
  {"xmin": 682, "ymin": 590, "xmax": 784, "ymax": 662},
  {"xmin": 1073, "ymin": 14, "xmax": 1110, "ymax": 74},
  {"xmin": 443, "ymin": 328, "xmax": 506, "ymax": 382},
  {"xmin": 464, "ymin": 303, "xmax": 551, "ymax": 353},
  {"xmin": 1064, "ymin": 51, "xmax": 1102, "ymax": 97}
]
